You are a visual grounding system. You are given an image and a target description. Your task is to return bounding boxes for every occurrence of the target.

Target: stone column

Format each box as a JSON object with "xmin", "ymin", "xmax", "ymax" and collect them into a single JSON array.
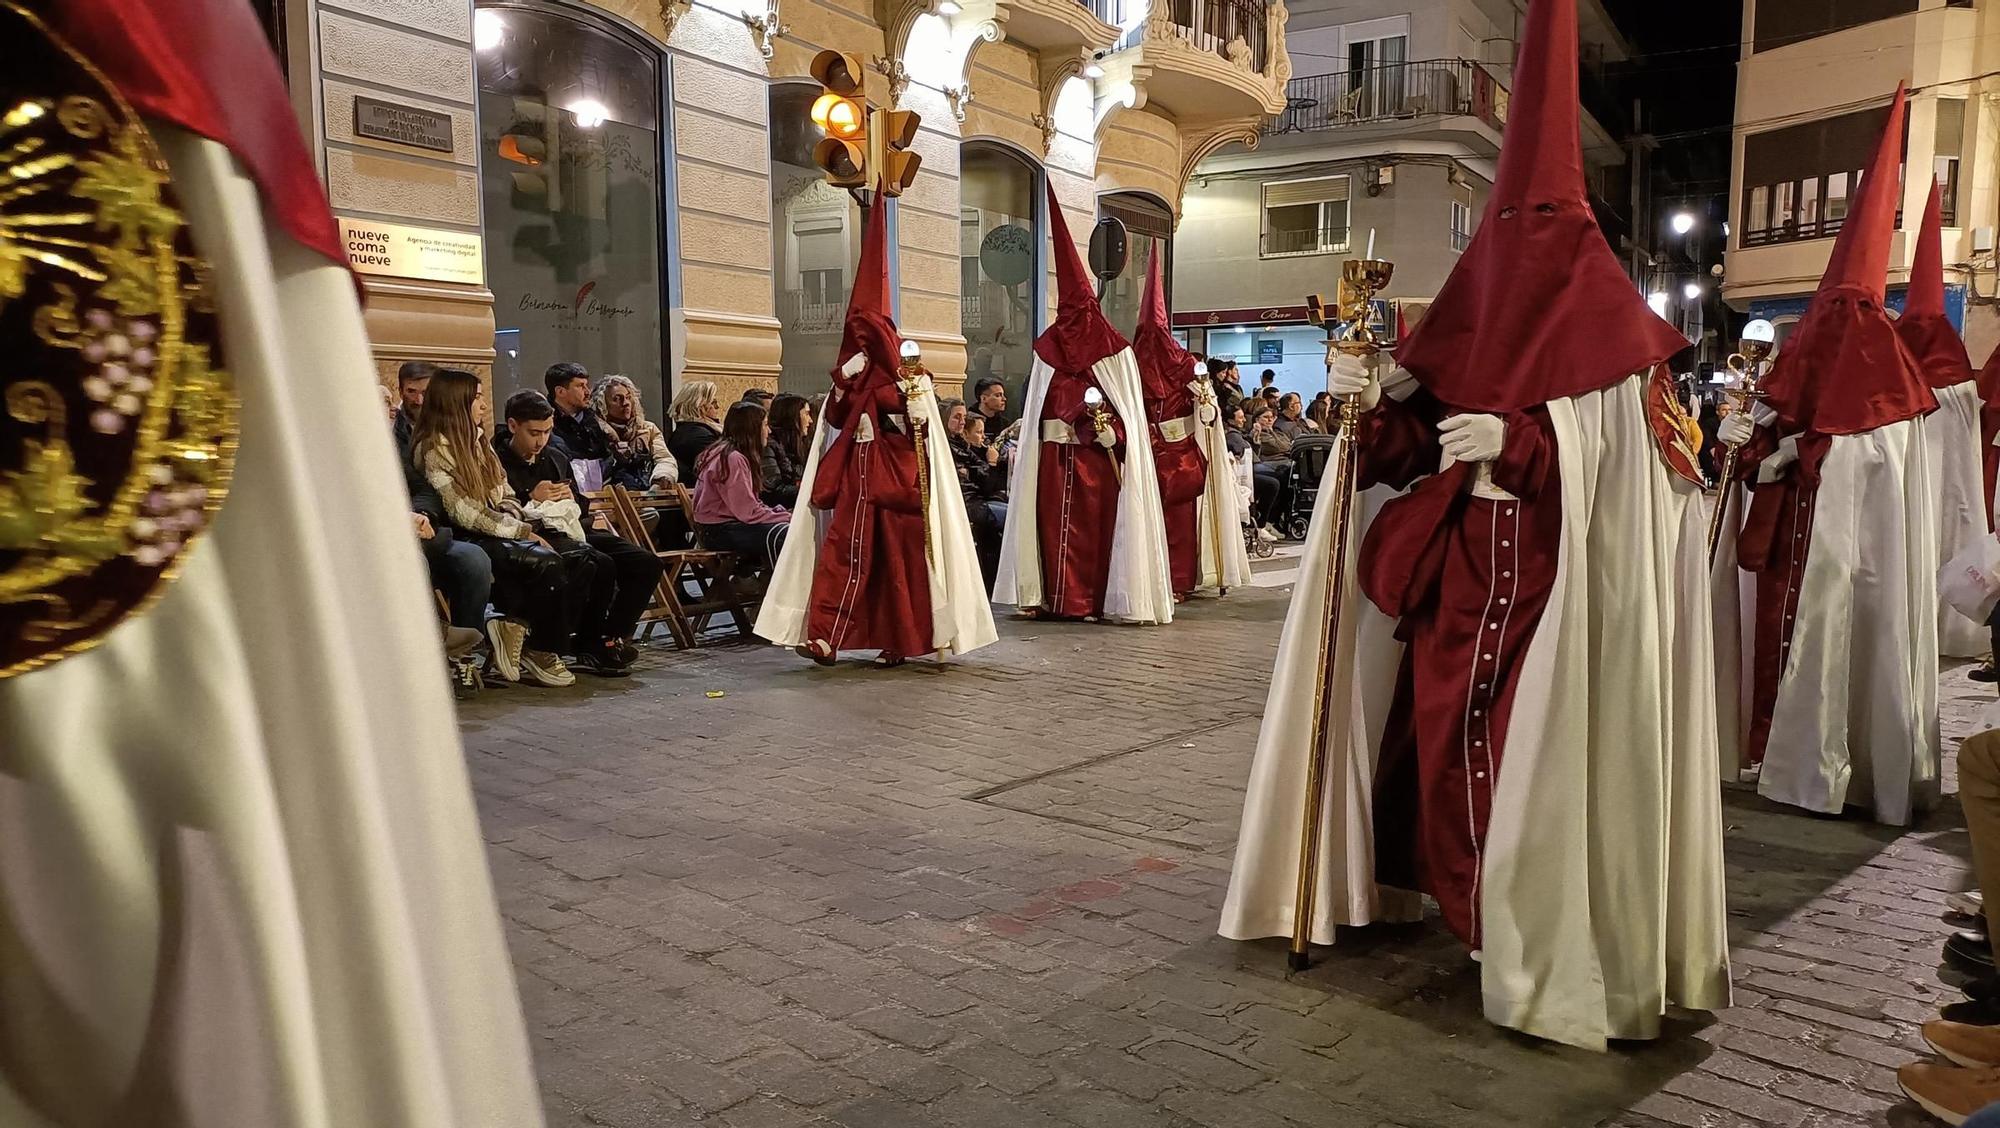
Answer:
[{"xmin": 299, "ymin": 0, "xmax": 494, "ymax": 389}]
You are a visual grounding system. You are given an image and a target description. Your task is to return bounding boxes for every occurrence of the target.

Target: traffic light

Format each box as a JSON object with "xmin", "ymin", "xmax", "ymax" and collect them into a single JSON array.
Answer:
[
  {"xmin": 875, "ymin": 108, "xmax": 922, "ymax": 198},
  {"xmin": 805, "ymin": 48, "xmax": 924, "ymax": 197},
  {"xmin": 810, "ymin": 51, "xmax": 868, "ymax": 190}
]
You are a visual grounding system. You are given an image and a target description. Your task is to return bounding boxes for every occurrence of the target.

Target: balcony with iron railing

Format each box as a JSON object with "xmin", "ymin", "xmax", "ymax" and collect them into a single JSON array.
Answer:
[
  {"xmin": 1262, "ymin": 225, "xmax": 1351, "ymax": 258},
  {"xmin": 777, "ymin": 290, "xmax": 845, "ymax": 336},
  {"xmin": 1092, "ymin": 0, "xmax": 1289, "ymax": 120},
  {"xmin": 1265, "ymin": 59, "xmax": 1508, "ymax": 139}
]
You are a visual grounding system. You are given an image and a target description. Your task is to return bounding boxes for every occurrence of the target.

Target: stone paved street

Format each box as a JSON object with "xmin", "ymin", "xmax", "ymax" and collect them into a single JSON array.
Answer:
[{"xmin": 459, "ymin": 582, "xmax": 1989, "ymax": 1128}]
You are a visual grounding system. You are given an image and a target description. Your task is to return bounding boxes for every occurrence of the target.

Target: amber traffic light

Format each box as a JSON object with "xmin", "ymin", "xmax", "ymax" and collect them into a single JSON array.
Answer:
[{"xmin": 805, "ymin": 48, "xmax": 923, "ymax": 197}]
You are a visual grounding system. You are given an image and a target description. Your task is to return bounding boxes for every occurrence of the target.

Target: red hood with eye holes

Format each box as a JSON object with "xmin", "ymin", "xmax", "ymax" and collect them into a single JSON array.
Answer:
[{"xmin": 1393, "ymin": 0, "xmax": 1686, "ymax": 414}]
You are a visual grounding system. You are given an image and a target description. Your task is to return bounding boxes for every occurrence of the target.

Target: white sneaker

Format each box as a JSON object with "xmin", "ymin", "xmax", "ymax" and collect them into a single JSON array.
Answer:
[
  {"xmin": 520, "ymin": 649, "xmax": 575, "ymax": 688},
  {"xmin": 485, "ymin": 618, "xmax": 526, "ymax": 682},
  {"xmin": 1951, "ymin": 889, "xmax": 1985, "ymax": 918},
  {"xmin": 1261, "ymin": 524, "xmax": 1284, "ymax": 541}
]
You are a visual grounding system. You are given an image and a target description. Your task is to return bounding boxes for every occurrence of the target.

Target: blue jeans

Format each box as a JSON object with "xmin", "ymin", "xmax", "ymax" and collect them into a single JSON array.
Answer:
[
  {"xmin": 1965, "ymin": 1103, "xmax": 2000, "ymax": 1128},
  {"xmin": 425, "ymin": 534, "xmax": 493, "ymax": 630}
]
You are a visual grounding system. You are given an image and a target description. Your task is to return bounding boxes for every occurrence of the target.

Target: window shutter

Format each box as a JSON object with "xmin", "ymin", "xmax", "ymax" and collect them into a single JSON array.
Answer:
[{"xmin": 1263, "ymin": 176, "xmax": 1350, "ymax": 209}]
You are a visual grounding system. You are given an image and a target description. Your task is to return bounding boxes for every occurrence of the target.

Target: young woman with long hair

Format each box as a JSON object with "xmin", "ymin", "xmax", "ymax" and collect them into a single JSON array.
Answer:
[
  {"xmin": 692, "ymin": 400, "xmax": 790, "ymax": 566},
  {"xmin": 667, "ymin": 378, "xmax": 723, "ymax": 486},
  {"xmin": 762, "ymin": 391, "xmax": 811, "ymax": 508},
  {"xmin": 412, "ymin": 367, "xmax": 585, "ymax": 687}
]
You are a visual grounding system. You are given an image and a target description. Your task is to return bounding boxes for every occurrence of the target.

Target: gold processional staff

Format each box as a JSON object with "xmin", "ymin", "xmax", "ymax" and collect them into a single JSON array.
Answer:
[
  {"xmin": 1705, "ymin": 318, "xmax": 1777, "ymax": 565},
  {"xmin": 1289, "ymin": 252, "xmax": 1394, "ymax": 971}
]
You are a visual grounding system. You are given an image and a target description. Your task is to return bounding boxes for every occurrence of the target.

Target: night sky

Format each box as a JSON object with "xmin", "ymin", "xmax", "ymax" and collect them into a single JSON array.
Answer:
[{"xmin": 1602, "ymin": 0, "xmax": 1746, "ymax": 218}]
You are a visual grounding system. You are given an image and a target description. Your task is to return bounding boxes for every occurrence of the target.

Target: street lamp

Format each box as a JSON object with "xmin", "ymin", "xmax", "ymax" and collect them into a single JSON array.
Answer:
[
  {"xmin": 1671, "ymin": 211, "xmax": 1696, "ymax": 236},
  {"xmin": 1648, "ymin": 291, "xmax": 1671, "ymax": 318},
  {"xmin": 1683, "ymin": 281, "xmax": 1703, "ymax": 302}
]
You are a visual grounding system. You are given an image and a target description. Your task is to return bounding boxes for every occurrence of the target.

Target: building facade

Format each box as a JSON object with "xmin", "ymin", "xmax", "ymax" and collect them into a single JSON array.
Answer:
[
  {"xmin": 1168, "ymin": 0, "xmax": 1640, "ymax": 386},
  {"xmin": 258, "ymin": 0, "xmax": 1294, "ymax": 415},
  {"xmin": 1724, "ymin": 0, "xmax": 2000, "ymax": 359}
]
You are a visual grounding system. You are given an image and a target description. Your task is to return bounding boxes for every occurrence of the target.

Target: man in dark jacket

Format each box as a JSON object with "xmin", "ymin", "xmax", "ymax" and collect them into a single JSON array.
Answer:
[
  {"xmin": 544, "ymin": 361, "xmax": 612, "ymax": 473},
  {"xmin": 496, "ymin": 391, "xmax": 661, "ymax": 676}
]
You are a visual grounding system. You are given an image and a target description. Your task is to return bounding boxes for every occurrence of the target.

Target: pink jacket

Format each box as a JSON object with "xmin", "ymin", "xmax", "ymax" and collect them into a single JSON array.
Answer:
[{"xmin": 693, "ymin": 443, "xmax": 790, "ymax": 525}]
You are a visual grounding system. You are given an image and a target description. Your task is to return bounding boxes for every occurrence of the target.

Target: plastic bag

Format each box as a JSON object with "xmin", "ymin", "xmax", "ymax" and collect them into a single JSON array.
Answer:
[{"xmin": 1940, "ymin": 533, "xmax": 2000, "ymax": 625}]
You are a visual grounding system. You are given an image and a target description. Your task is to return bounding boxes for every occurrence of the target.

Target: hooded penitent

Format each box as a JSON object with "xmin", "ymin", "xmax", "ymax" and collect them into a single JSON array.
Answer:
[
  {"xmin": 1393, "ymin": 0, "xmax": 1686, "ymax": 413},
  {"xmin": 756, "ymin": 200, "xmax": 996, "ymax": 661},
  {"xmin": 1132, "ymin": 251, "xmax": 1248, "ymax": 596},
  {"xmin": 1762, "ymin": 85, "xmax": 1935, "ymax": 434},
  {"xmin": 1735, "ymin": 82, "xmax": 1941, "ymax": 824},
  {"xmin": 992, "ymin": 185, "xmax": 1174, "ymax": 624},
  {"xmin": 1897, "ymin": 182, "xmax": 1974, "ymax": 389},
  {"xmin": 1221, "ymin": 0, "xmax": 1730, "ymax": 1052}
]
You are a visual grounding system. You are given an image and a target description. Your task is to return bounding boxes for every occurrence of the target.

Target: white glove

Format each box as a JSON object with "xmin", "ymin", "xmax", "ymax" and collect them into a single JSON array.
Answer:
[
  {"xmin": 1437, "ymin": 413, "xmax": 1505, "ymax": 464},
  {"xmin": 1327, "ymin": 353, "xmax": 1381, "ymax": 410},
  {"xmin": 1094, "ymin": 421, "xmax": 1118, "ymax": 450},
  {"xmin": 1755, "ymin": 435, "xmax": 1800, "ymax": 484},
  {"xmin": 1716, "ymin": 412, "xmax": 1756, "ymax": 448}
]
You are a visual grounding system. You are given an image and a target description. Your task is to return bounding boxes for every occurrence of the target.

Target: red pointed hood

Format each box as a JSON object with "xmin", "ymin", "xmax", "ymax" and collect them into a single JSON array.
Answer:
[
  {"xmin": 1762, "ymin": 84, "xmax": 1936, "ymax": 434},
  {"xmin": 1893, "ymin": 181, "xmax": 1973, "ymax": 389},
  {"xmin": 833, "ymin": 199, "xmax": 902, "ymax": 385},
  {"xmin": 1981, "ymin": 344, "xmax": 2000, "ymax": 410},
  {"xmin": 1392, "ymin": 0, "xmax": 1685, "ymax": 413},
  {"xmin": 1132, "ymin": 250, "xmax": 1196, "ymax": 407},
  {"xmin": 1034, "ymin": 183, "xmax": 1129, "ymax": 374}
]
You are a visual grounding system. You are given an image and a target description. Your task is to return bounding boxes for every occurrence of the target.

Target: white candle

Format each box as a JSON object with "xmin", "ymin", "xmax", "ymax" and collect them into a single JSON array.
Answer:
[{"xmin": 1366, "ymin": 229, "xmax": 1376, "ymax": 260}]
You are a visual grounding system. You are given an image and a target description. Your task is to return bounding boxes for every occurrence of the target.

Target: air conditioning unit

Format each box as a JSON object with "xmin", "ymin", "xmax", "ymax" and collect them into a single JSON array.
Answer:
[{"xmin": 1974, "ymin": 226, "xmax": 1996, "ymax": 255}]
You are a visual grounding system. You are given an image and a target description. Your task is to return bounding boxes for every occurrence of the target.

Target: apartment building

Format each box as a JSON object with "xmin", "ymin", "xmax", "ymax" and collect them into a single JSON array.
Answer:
[
  {"xmin": 1167, "ymin": 0, "xmax": 1639, "ymax": 388},
  {"xmin": 1724, "ymin": 0, "xmax": 2000, "ymax": 360}
]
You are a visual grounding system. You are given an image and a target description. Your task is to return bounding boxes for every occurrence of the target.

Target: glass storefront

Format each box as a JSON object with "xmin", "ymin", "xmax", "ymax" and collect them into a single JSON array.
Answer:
[
  {"xmin": 960, "ymin": 144, "xmax": 1041, "ymax": 403},
  {"xmin": 476, "ymin": 3, "xmax": 669, "ymax": 417},
  {"xmin": 1098, "ymin": 192, "xmax": 1174, "ymax": 339},
  {"xmin": 770, "ymin": 83, "xmax": 865, "ymax": 396}
]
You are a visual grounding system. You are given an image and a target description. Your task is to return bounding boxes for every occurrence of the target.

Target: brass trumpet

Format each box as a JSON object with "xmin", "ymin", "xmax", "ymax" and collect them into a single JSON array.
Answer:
[{"xmin": 1290, "ymin": 255, "xmax": 1394, "ymax": 972}]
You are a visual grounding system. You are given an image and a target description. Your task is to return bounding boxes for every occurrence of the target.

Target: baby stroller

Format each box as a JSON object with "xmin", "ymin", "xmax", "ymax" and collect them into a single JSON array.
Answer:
[{"xmin": 1277, "ymin": 434, "xmax": 1339, "ymax": 541}]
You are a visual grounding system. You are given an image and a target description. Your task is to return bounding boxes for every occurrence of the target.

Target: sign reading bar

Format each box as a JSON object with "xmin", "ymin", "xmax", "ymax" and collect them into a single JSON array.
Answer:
[
  {"xmin": 353, "ymin": 96, "xmax": 455, "ymax": 153},
  {"xmin": 340, "ymin": 218, "xmax": 484, "ymax": 285},
  {"xmin": 1171, "ymin": 304, "xmax": 1313, "ymax": 328}
]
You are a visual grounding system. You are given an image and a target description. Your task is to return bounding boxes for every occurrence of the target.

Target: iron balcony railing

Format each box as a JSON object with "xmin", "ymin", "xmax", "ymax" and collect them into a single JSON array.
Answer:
[
  {"xmin": 1099, "ymin": 0, "xmax": 1272, "ymax": 75},
  {"xmin": 777, "ymin": 290, "xmax": 844, "ymax": 335},
  {"xmin": 1265, "ymin": 58, "xmax": 1508, "ymax": 136}
]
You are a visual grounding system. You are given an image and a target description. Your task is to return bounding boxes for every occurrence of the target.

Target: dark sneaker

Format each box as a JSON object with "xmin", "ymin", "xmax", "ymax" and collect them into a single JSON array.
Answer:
[
  {"xmin": 450, "ymin": 658, "xmax": 480, "ymax": 701},
  {"xmin": 1942, "ymin": 996, "xmax": 2000, "ymax": 1026},
  {"xmin": 1948, "ymin": 929, "xmax": 1996, "ymax": 974},
  {"xmin": 569, "ymin": 645, "xmax": 630, "ymax": 678},
  {"xmin": 615, "ymin": 639, "xmax": 639, "ymax": 666},
  {"xmin": 1972, "ymin": 663, "xmax": 1999, "ymax": 684}
]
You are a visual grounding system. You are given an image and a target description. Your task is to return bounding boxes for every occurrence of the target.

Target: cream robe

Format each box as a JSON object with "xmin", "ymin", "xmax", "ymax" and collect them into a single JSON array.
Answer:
[
  {"xmin": 756, "ymin": 368, "xmax": 997, "ymax": 657},
  {"xmin": 1700, "ymin": 486, "xmax": 1754, "ymax": 780},
  {"xmin": 1221, "ymin": 372, "xmax": 1731, "ymax": 1051},
  {"xmin": 1189, "ymin": 378, "xmax": 1253, "ymax": 593},
  {"xmin": 0, "ymin": 131, "xmax": 540, "ymax": 1126},
  {"xmin": 994, "ymin": 350, "xmax": 1176, "ymax": 625},
  {"xmin": 1931, "ymin": 380, "xmax": 1988, "ymax": 657},
  {"xmin": 1757, "ymin": 417, "xmax": 1941, "ymax": 825}
]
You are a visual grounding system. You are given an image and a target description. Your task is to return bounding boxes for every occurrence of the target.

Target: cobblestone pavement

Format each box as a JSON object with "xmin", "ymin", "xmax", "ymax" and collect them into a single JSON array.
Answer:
[{"xmin": 458, "ymin": 583, "xmax": 1989, "ymax": 1128}]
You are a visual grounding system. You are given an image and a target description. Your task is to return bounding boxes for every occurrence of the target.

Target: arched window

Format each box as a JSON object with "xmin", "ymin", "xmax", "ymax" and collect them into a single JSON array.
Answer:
[
  {"xmin": 960, "ymin": 144, "xmax": 1042, "ymax": 407},
  {"xmin": 476, "ymin": 2, "xmax": 670, "ymax": 416},
  {"xmin": 770, "ymin": 83, "xmax": 867, "ymax": 396},
  {"xmin": 1098, "ymin": 191, "xmax": 1174, "ymax": 339}
]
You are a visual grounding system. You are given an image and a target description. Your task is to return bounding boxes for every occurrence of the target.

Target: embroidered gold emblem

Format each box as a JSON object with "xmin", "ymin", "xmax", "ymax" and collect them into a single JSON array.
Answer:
[
  {"xmin": 0, "ymin": 2, "xmax": 235, "ymax": 679},
  {"xmin": 1645, "ymin": 365, "xmax": 1705, "ymax": 488}
]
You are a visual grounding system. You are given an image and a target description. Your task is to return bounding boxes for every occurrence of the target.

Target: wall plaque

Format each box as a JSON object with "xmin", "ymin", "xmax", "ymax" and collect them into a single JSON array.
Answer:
[
  {"xmin": 353, "ymin": 96, "xmax": 454, "ymax": 153},
  {"xmin": 340, "ymin": 218, "xmax": 484, "ymax": 285}
]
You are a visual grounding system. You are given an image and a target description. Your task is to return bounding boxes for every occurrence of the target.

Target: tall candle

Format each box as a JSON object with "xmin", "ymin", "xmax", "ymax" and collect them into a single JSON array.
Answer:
[{"xmin": 1366, "ymin": 228, "xmax": 1376, "ymax": 260}]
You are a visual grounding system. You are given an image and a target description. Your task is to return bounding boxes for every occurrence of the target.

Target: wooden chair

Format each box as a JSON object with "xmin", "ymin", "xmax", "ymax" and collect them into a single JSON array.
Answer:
[{"xmin": 605, "ymin": 484, "xmax": 757, "ymax": 649}]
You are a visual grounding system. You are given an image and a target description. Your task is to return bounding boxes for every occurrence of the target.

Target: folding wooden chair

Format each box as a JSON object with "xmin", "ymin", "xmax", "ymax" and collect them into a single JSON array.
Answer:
[{"xmin": 606, "ymin": 484, "xmax": 757, "ymax": 649}]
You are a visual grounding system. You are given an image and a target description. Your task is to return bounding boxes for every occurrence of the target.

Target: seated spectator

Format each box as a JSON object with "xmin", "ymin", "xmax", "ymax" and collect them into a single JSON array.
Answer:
[
  {"xmin": 1306, "ymin": 392, "xmax": 1332, "ymax": 434},
  {"xmin": 544, "ymin": 362, "xmax": 611, "ymax": 490},
  {"xmin": 1209, "ymin": 359, "xmax": 1244, "ymax": 416},
  {"xmin": 762, "ymin": 392, "xmax": 811, "ymax": 509},
  {"xmin": 951, "ymin": 411, "xmax": 1009, "ymax": 590},
  {"xmin": 592, "ymin": 373, "xmax": 677, "ymax": 490},
  {"xmin": 384, "ymin": 381, "xmax": 490, "ymax": 699},
  {"xmin": 669, "ymin": 379, "xmax": 724, "ymax": 487},
  {"xmin": 412, "ymin": 368, "xmax": 589, "ymax": 689},
  {"xmin": 693, "ymin": 401, "xmax": 791, "ymax": 568},
  {"xmin": 1245, "ymin": 401, "xmax": 1292, "ymax": 537},
  {"xmin": 393, "ymin": 359, "xmax": 435, "ymax": 451},
  {"xmin": 972, "ymin": 376, "xmax": 1012, "ymax": 435},
  {"xmin": 1273, "ymin": 392, "xmax": 1318, "ymax": 438},
  {"xmin": 741, "ymin": 388, "xmax": 775, "ymax": 412},
  {"xmin": 1261, "ymin": 385, "xmax": 1283, "ymax": 409},
  {"xmin": 495, "ymin": 391, "xmax": 662, "ymax": 678}
]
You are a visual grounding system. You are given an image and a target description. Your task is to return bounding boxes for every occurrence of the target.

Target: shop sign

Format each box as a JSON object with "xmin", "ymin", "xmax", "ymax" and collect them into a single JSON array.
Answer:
[
  {"xmin": 354, "ymin": 96, "xmax": 455, "ymax": 153},
  {"xmin": 1172, "ymin": 304, "xmax": 1312, "ymax": 328},
  {"xmin": 340, "ymin": 218, "xmax": 484, "ymax": 285}
]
